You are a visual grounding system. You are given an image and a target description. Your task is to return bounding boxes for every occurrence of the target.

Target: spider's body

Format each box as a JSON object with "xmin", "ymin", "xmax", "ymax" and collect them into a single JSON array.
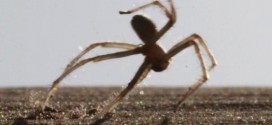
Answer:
[
  {"xmin": 132, "ymin": 15, "xmax": 170, "ymax": 72},
  {"xmin": 42, "ymin": 0, "xmax": 217, "ymax": 118},
  {"xmin": 142, "ymin": 44, "xmax": 170, "ymax": 72}
]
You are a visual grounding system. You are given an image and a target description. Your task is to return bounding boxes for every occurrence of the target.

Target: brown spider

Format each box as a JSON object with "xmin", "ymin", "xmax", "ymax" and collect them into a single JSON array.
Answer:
[{"xmin": 42, "ymin": 0, "xmax": 217, "ymax": 118}]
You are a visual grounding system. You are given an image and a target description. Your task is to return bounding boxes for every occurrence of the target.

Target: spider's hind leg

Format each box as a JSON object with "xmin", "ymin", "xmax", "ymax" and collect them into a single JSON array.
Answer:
[
  {"xmin": 97, "ymin": 60, "xmax": 152, "ymax": 118},
  {"xmin": 166, "ymin": 34, "xmax": 217, "ymax": 71},
  {"xmin": 164, "ymin": 34, "xmax": 217, "ymax": 111}
]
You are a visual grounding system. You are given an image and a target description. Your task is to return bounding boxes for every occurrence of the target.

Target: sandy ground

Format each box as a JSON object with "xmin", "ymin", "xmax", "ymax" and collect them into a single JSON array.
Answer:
[{"xmin": 0, "ymin": 87, "xmax": 272, "ymax": 125}]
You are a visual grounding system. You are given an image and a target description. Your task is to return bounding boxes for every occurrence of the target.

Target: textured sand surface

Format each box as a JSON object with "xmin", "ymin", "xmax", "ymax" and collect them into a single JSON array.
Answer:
[{"xmin": 1, "ymin": 87, "xmax": 272, "ymax": 124}]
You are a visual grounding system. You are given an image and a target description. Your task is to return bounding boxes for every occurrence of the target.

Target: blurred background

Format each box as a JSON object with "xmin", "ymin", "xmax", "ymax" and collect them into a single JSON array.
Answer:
[{"xmin": 1, "ymin": 0, "xmax": 271, "ymax": 87}]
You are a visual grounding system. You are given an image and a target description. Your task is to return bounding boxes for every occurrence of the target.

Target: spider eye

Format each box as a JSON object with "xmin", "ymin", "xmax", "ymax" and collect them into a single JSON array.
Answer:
[{"xmin": 131, "ymin": 15, "xmax": 157, "ymax": 43}]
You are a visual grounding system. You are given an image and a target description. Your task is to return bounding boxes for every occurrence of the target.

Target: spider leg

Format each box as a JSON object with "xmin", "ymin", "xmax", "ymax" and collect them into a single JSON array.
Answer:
[
  {"xmin": 174, "ymin": 76, "xmax": 207, "ymax": 112},
  {"xmin": 65, "ymin": 42, "xmax": 138, "ymax": 71},
  {"xmin": 120, "ymin": 0, "xmax": 176, "ymax": 40},
  {"xmin": 166, "ymin": 36, "xmax": 210, "ymax": 80},
  {"xmin": 119, "ymin": 1, "xmax": 172, "ymax": 18},
  {"xmin": 193, "ymin": 34, "xmax": 218, "ymax": 70},
  {"xmin": 156, "ymin": 0, "xmax": 177, "ymax": 40},
  {"xmin": 42, "ymin": 48, "xmax": 142, "ymax": 111},
  {"xmin": 97, "ymin": 60, "xmax": 152, "ymax": 118},
  {"xmin": 166, "ymin": 34, "xmax": 217, "ymax": 70},
  {"xmin": 163, "ymin": 34, "xmax": 217, "ymax": 111}
]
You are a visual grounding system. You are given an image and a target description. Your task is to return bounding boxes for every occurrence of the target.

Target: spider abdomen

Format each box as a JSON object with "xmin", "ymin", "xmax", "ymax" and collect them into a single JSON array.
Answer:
[
  {"xmin": 151, "ymin": 60, "xmax": 170, "ymax": 72},
  {"xmin": 131, "ymin": 15, "xmax": 157, "ymax": 44}
]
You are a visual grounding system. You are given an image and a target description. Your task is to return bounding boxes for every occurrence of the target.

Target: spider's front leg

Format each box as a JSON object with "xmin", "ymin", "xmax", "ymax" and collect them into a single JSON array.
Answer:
[
  {"xmin": 119, "ymin": 0, "xmax": 173, "ymax": 18},
  {"xmin": 119, "ymin": 0, "xmax": 176, "ymax": 42},
  {"xmin": 163, "ymin": 34, "xmax": 217, "ymax": 111}
]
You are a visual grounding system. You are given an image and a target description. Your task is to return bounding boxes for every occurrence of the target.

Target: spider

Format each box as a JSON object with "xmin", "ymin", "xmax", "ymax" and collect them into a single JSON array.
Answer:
[{"xmin": 42, "ymin": 0, "xmax": 217, "ymax": 118}]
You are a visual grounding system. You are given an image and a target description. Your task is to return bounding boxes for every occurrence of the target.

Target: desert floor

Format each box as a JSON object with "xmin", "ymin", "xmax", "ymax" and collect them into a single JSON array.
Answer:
[{"xmin": 1, "ymin": 87, "xmax": 272, "ymax": 125}]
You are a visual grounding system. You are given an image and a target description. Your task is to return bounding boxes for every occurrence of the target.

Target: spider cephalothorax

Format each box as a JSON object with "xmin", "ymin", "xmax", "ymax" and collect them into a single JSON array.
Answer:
[{"xmin": 42, "ymin": 0, "xmax": 217, "ymax": 118}]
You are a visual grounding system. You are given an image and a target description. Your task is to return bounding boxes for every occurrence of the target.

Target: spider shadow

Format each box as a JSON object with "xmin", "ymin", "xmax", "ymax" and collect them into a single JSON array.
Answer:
[
  {"xmin": 159, "ymin": 104, "xmax": 186, "ymax": 125},
  {"xmin": 160, "ymin": 116, "xmax": 170, "ymax": 125},
  {"xmin": 90, "ymin": 113, "xmax": 113, "ymax": 125},
  {"xmin": 12, "ymin": 117, "xmax": 28, "ymax": 125}
]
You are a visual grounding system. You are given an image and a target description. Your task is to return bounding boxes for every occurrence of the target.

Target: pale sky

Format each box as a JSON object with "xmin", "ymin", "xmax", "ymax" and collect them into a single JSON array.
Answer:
[{"xmin": 1, "ymin": 0, "xmax": 272, "ymax": 87}]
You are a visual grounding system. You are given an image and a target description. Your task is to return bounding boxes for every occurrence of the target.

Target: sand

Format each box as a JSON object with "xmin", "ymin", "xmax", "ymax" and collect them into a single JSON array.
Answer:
[{"xmin": 1, "ymin": 87, "xmax": 272, "ymax": 125}]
